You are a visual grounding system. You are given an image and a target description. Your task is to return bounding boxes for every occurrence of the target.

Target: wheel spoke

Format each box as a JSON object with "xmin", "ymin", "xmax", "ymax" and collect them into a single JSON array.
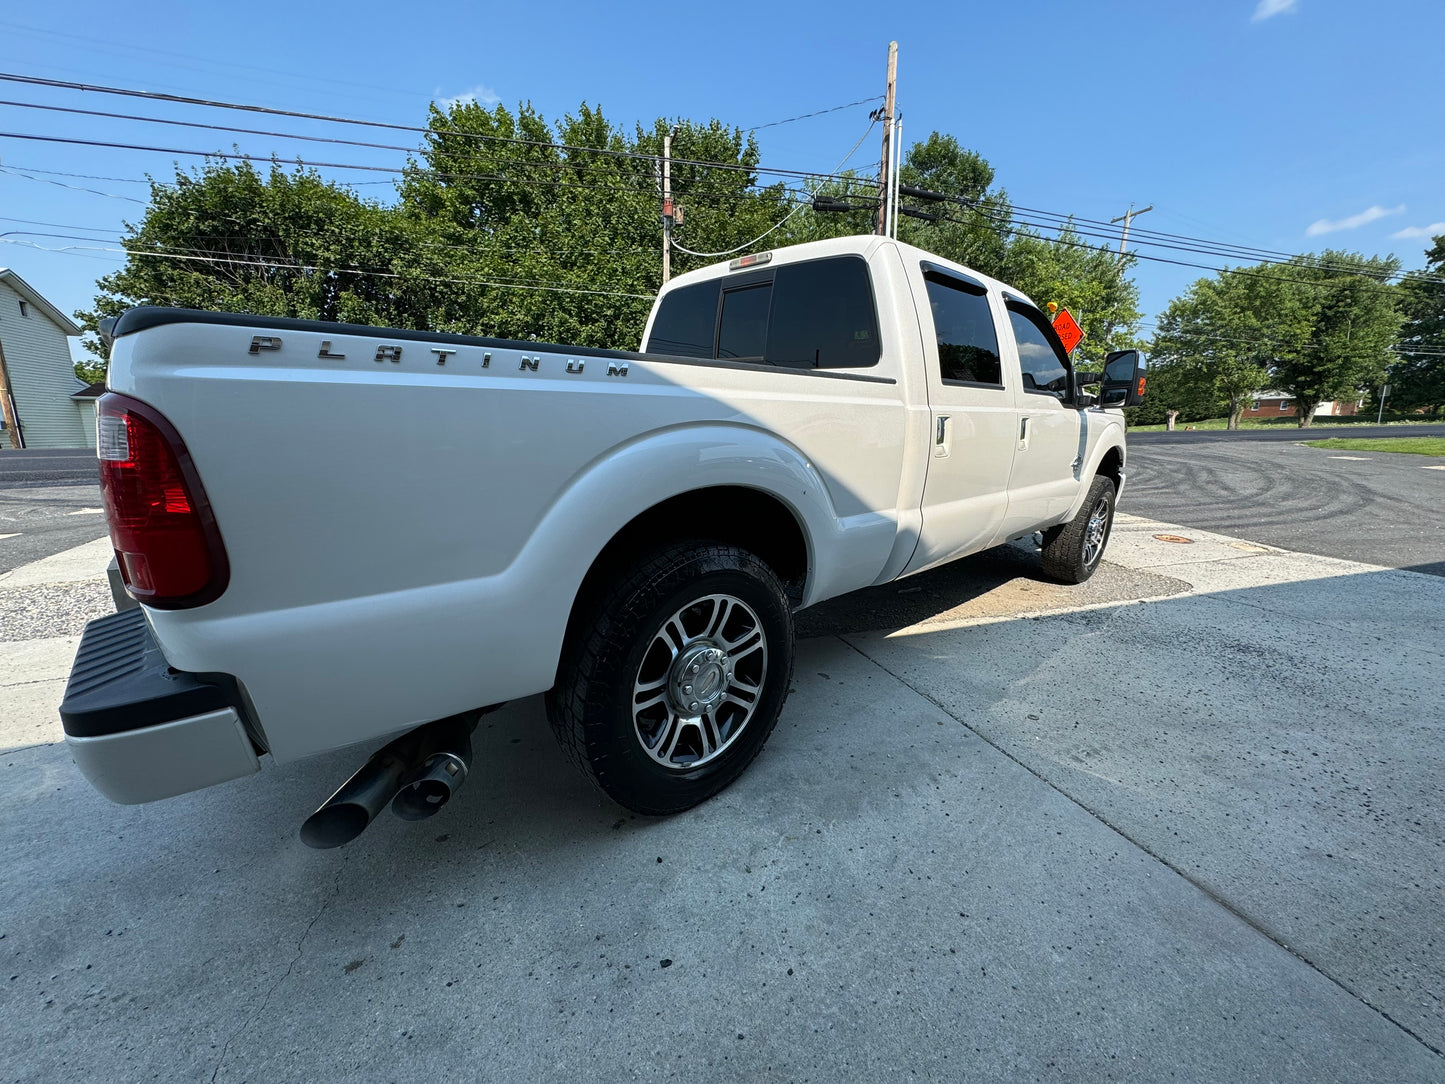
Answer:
[
  {"xmin": 724, "ymin": 628, "xmax": 763, "ymax": 659},
  {"xmin": 634, "ymin": 689, "xmax": 668, "ymax": 712},
  {"xmin": 704, "ymin": 596, "xmax": 734, "ymax": 640}
]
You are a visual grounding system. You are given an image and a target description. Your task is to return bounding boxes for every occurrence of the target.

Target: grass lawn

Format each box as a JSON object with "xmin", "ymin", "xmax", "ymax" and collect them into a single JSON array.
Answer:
[
  {"xmin": 1302, "ymin": 437, "xmax": 1445, "ymax": 456},
  {"xmin": 1128, "ymin": 415, "xmax": 1441, "ymax": 433}
]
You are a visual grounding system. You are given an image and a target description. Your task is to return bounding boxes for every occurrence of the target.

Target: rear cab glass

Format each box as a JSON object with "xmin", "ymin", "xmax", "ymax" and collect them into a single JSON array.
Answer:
[{"xmin": 644, "ymin": 256, "xmax": 881, "ymax": 370}]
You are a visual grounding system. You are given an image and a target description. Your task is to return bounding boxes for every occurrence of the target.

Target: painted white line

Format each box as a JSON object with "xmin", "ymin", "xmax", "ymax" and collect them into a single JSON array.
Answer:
[
  {"xmin": 65, "ymin": 508, "xmax": 104, "ymax": 516},
  {"xmin": 1328, "ymin": 455, "xmax": 1371, "ymax": 461},
  {"xmin": 1422, "ymin": 465, "xmax": 1445, "ymax": 471},
  {"xmin": 0, "ymin": 533, "xmax": 17, "ymax": 541}
]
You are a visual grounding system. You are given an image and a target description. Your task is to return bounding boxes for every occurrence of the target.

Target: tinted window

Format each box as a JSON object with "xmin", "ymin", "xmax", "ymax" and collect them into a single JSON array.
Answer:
[
  {"xmin": 1008, "ymin": 306, "xmax": 1070, "ymax": 396},
  {"xmin": 645, "ymin": 280, "xmax": 719, "ymax": 357},
  {"xmin": 718, "ymin": 283, "xmax": 771, "ymax": 359},
  {"xmin": 923, "ymin": 273, "xmax": 1001, "ymax": 385},
  {"xmin": 766, "ymin": 257, "xmax": 880, "ymax": 369}
]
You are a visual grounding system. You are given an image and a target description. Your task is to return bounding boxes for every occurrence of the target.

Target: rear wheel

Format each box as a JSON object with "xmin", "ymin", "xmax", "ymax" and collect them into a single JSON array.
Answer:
[
  {"xmin": 1039, "ymin": 474, "xmax": 1116, "ymax": 584},
  {"xmin": 546, "ymin": 541, "xmax": 795, "ymax": 814}
]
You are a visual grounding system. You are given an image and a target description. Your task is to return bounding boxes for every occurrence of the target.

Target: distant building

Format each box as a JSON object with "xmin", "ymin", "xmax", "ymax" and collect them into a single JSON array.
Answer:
[
  {"xmin": 1240, "ymin": 390, "xmax": 1361, "ymax": 419},
  {"xmin": 0, "ymin": 268, "xmax": 92, "ymax": 449}
]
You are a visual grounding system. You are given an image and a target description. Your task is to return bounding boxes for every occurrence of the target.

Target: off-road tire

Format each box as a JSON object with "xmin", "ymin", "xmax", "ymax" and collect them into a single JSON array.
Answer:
[
  {"xmin": 545, "ymin": 541, "xmax": 795, "ymax": 815},
  {"xmin": 1039, "ymin": 474, "xmax": 1117, "ymax": 584}
]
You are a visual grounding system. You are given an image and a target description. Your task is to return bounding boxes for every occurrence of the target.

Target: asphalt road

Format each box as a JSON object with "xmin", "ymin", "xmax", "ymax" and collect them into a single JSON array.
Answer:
[{"xmin": 1124, "ymin": 427, "xmax": 1445, "ymax": 576}]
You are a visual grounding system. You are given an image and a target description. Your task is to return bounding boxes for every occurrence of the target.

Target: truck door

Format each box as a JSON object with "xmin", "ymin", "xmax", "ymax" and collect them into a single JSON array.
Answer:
[
  {"xmin": 997, "ymin": 298, "xmax": 1082, "ymax": 538},
  {"xmin": 902, "ymin": 265, "xmax": 1018, "ymax": 575}
]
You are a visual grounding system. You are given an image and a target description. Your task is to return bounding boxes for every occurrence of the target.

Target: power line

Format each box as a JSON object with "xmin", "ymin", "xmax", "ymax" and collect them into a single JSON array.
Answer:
[
  {"xmin": 0, "ymin": 164, "xmax": 147, "ymax": 202},
  {"xmin": 0, "ymin": 72, "xmax": 878, "ymax": 187},
  {"xmin": 0, "ymin": 237, "xmax": 657, "ymax": 299},
  {"xmin": 745, "ymin": 96, "xmax": 883, "ymax": 131}
]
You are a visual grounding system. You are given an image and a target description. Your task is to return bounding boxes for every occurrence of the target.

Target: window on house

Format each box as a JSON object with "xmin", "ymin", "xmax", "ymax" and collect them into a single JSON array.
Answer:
[
  {"xmin": 18, "ymin": 300, "xmax": 28, "ymax": 317},
  {"xmin": 1251, "ymin": 400, "xmax": 1261, "ymax": 411},
  {"xmin": 1279, "ymin": 400, "xmax": 1292, "ymax": 411}
]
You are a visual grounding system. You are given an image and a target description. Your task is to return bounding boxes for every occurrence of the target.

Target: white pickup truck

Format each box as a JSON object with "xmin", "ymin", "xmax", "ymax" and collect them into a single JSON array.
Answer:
[{"xmin": 60, "ymin": 235, "xmax": 1144, "ymax": 846}]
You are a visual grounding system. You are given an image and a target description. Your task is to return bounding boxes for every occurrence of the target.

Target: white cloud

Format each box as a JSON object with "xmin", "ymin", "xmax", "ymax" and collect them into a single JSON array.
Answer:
[
  {"xmin": 1252, "ymin": 0, "xmax": 1299, "ymax": 21},
  {"xmin": 435, "ymin": 84, "xmax": 501, "ymax": 110},
  {"xmin": 1305, "ymin": 204, "xmax": 1405, "ymax": 237},
  {"xmin": 1390, "ymin": 222, "xmax": 1445, "ymax": 240}
]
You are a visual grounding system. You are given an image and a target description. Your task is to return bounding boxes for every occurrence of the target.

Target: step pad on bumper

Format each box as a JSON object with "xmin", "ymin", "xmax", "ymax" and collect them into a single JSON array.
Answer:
[
  {"xmin": 60, "ymin": 610, "xmax": 260, "ymax": 804},
  {"xmin": 60, "ymin": 609, "xmax": 234, "ymax": 738}
]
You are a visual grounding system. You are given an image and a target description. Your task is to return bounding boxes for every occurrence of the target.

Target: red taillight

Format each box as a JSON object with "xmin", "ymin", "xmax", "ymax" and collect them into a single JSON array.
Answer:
[{"xmin": 97, "ymin": 392, "xmax": 229, "ymax": 608}]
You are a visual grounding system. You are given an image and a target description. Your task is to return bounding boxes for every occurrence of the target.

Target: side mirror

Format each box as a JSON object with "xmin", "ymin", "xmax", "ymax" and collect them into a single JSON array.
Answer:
[{"xmin": 1100, "ymin": 350, "xmax": 1146, "ymax": 408}]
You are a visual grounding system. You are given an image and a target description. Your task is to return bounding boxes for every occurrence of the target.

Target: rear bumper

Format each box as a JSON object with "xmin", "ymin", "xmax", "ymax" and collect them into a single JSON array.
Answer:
[{"xmin": 59, "ymin": 609, "xmax": 260, "ymax": 804}]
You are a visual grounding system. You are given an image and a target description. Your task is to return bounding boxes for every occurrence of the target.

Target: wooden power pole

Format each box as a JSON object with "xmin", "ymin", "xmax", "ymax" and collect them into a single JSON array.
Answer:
[
  {"xmin": 0, "ymin": 333, "xmax": 24, "ymax": 449},
  {"xmin": 876, "ymin": 41, "xmax": 898, "ymax": 237},
  {"xmin": 1111, "ymin": 203, "xmax": 1153, "ymax": 267},
  {"xmin": 661, "ymin": 128, "xmax": 674, "ymax": 284}
]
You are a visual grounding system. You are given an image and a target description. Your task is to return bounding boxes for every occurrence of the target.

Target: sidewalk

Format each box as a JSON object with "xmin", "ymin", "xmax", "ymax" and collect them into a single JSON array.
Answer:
[{"xmin": 0, "ymin": 520, "xmax": 1440, "ymax": 1081}]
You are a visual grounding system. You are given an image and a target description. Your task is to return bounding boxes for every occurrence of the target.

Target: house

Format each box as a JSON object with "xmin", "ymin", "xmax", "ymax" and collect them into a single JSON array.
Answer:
[
  {"xmin": 0, "ymin": 268, "xmax": 93, "ymax": 449},
  {"xmin": 1239, "ymin": 390, "xmax": 1361, "ymax": 419}
]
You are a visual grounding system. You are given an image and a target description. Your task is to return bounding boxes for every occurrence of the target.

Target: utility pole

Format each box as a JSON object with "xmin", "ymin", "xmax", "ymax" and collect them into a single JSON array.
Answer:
[
  {"xmin": 876, "ymin": 41, "xmax": 897, "ymax": 237},
  {"xmin": 661, "ymin": 128, "xmax": 674, "ymax": 285},
  {"xmin": 0, "ymin": 333, "xmax": 23, "ymax": 450},
  {"xmin": 1111, "ymin": 203, "xmax": 1153, "ymax": 267}
]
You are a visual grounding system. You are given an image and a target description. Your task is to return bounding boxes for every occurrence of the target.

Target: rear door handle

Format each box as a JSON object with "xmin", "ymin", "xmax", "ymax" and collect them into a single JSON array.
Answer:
[
  {"xmin": 934, "ymin": 415, "xmax": 951, "ymax": 457},
  {"xmin": 1018, "ymin": 415, "xmax": 1030, "ymax": 450}
]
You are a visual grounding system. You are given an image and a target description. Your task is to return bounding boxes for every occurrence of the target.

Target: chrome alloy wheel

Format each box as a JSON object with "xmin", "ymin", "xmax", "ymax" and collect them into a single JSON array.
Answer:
[
  {"xmin": 631, "ymin": 593, "xmax": 768, "ymax": 770},
  {"xmin": 1082, "ymin": 496, "xmax": 1110, "ymax": 567}
]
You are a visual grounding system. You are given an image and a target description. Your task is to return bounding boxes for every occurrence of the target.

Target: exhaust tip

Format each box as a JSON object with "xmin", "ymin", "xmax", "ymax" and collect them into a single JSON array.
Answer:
[
  {"xmin": 392, "ymin": 752, "xmax": 468, "ymax": 822},
  {"xmin": 300, "ymin": 803, "xmax": 373, "ymax": 850}
]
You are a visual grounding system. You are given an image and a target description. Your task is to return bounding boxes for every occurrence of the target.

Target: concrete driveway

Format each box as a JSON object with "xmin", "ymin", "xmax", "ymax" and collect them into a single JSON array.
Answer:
[{"xmin": 1, "ymin": 521, "xmax": 1440, "ymax": 1082}]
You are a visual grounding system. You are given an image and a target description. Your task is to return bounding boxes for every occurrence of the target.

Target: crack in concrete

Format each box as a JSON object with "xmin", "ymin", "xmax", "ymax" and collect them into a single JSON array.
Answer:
[
  {"xmin": 209, "ymin": 855, "xmax": 347, "ymax": 1082},
  {"xmin": 836, "ymin": 633, "xmax": 1445, "ymax": 1062}
]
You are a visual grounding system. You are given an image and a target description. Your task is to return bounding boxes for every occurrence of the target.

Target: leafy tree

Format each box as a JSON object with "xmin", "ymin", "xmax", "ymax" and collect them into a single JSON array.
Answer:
[
  {"xmin": 75, "ymin": 160, "xmax": 426, "ymax": 373},
  {"xmin": 1150, "ymin": 274, "xmax": 1278, "ymax": 429},
  {"xmin": 1391, "ymin": 234, "xmax": 1445, "ymax": 415},
  {"xmin": 1271, "ymin": 252, "xmax": 1403, "ymax": 427},
  {"xmin": 1000, "ymin": 224, "xmax": 1143, "ymax": 364}
]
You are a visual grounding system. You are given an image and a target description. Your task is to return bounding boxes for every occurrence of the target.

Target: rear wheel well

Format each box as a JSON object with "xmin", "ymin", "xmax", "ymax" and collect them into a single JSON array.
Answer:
[
  {"xmin": 1097, "ymin": 446, "xmax": 1123, "ymax": 490},
  {"xmin": 562, "ymin": 487, "xmax": 809, "ymax": 662}
]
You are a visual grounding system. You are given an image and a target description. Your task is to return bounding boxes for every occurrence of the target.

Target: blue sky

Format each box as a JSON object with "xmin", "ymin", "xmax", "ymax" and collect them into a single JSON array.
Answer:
[{"xmin": 2, "ymin": 0, "xmax": 1441, "ymax": 361}]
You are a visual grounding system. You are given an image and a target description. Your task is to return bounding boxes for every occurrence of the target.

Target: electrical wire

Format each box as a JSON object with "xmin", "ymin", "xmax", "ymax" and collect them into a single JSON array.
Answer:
[
  {"xmin": 670, "ymin": 120, "xmax": 878, "ymax": 259},
  {"xmin": 0, "ymin": 72, "xmax": 882, "ymax": 187},
  {"xmin": 745, "ymin": 96, "xmax": 883, "ymax": 131},
  {"xmin": 0, "ymin": 237, "xmax": 657, "ymax": 299}
]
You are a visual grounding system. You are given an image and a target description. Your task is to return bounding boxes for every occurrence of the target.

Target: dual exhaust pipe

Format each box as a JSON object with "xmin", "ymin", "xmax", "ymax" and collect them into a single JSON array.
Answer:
[{"xmin": 300, "ymin": 711, "xmax": 482, "ymax": 849}]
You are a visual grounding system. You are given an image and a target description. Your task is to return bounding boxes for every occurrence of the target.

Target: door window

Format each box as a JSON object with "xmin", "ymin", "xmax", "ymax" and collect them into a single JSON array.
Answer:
[
  {"xmin": 922, "ymin": 272, "xmax": 1002, "ymax": 386},
  {"xmin": 1006, "ymin": 303, "xmax": 1071, "ymax": 397}
]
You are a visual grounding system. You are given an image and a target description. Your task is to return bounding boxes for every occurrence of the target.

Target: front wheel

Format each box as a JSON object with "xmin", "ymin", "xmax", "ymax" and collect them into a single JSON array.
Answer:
[
  {"xmin": 546, "ymin": 542, "xmax": 795, "ymax": 815},
  {"xmin": 1039, "ymin": 474, "xmax": 1117, "ymax": 584}
]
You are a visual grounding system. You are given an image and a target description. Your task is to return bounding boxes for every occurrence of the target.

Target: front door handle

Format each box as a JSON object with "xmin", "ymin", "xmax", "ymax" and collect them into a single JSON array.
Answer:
[
  {"xmin": 1018, "ymin": 415, "xmax": 1031, "ymax": 450},
  {"xmin": 934, "ymin": 414, "xmax": 951, "ymax": 458}
]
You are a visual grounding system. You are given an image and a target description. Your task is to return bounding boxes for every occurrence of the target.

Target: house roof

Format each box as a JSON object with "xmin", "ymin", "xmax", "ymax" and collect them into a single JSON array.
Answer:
[
  {"xmin": 70, "ymin": 382, "xmax": 106, "ymax": 400},
  {"xmin": 0, "ymin": 268, "xmax": 83, "ymax": 335}
]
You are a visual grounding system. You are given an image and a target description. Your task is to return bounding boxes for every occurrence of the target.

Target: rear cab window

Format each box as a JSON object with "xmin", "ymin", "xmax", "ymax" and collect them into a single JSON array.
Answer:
[{"xmin": 644, "ymin": 256, "xmax": 881, "ymax": 370}]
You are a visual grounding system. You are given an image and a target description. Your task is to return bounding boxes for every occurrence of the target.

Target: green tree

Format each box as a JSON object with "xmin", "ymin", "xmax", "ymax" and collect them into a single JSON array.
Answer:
[
  {"xmin": 1271, "ymin": 252, "xmax": 1403, "ymax": 427},
  {"xmin": 1150, "ymin": 274, "xmax": 1279, "ymax": 429},
  {"xmin": 76, "ymin": 159, "xmax": 426, "ymax": 374},
  {"xmin": 1391, "ymin": 234, "xmax": 1445, "ymax": 415}
]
